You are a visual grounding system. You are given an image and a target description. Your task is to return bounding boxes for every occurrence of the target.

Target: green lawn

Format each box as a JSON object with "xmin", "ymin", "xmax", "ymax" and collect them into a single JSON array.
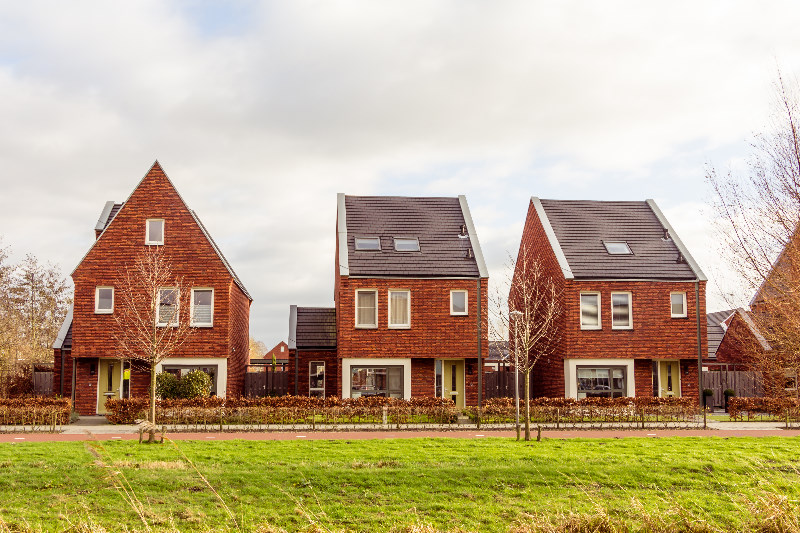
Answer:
[{"xmin": 0, "ymin": 436, "xmax": 798, "ymax": 532}]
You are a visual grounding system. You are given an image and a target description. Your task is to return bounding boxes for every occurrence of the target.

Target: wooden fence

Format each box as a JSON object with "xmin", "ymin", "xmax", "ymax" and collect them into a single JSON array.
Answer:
[
  {"xmin": 484, "ymin": 368, "xmax": 526, "ymax": 399},
  {"xmin": 702, "ymin": 370, "xmax": 763, "ymax": 408},
  {"xmin": 244, "ymin": 365, "xmax": 288, "ymax": 397},
  {"xmin": 33, "ymin": 371, "xmax": 53, "ymax": 396}
]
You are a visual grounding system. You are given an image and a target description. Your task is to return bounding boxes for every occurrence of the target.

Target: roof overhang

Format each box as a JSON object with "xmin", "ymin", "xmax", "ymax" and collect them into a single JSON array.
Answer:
[
  {"xmin": 52, "ymin": 304, "xmax": 73, "ymax": 350},
  {"xmin": 646, "ymin": 199, "xmax": 707, "ymax": 281},
  {"xmin": 458, "ymin": 195, "xmax": 489, "ymax": 278},
  {"xmin": 531, "ymin": 197, "xmax": 574, "ymax": 279}
]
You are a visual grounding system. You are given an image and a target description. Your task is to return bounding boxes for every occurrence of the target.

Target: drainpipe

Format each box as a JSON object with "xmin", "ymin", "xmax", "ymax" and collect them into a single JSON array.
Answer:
[
  {"xmin": 695, "ymin": 281, "xmax": 703, "ymax": 408},
  {"xmin": 477, "ymin": 278, "xmax": 483, "ymax": 422},
  {"xmin": 60, "ymin": 350, "xmax": 65, "ymax": 397},
  {"xmin": 294, "ymin": 349, "xmax": 300, "ymax": 396}
]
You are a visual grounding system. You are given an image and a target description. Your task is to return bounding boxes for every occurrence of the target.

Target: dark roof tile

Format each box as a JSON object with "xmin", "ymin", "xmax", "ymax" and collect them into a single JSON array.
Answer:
[{"xmin": 296, "ymin": 307, "xmax": 336, "ymax": 349}]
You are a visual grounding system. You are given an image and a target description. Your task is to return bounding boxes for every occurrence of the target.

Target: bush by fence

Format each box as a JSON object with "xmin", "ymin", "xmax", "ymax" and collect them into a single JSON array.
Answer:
[
  {"xmin": 727, "ymin": 397, "xmax": 800, "ymax": 420},
  {"xmin": 0, "ymin": 397, "xmax": 71, "ymax": 427},
  {"xmin": 471, "ymin": 396, "xmax": 699, "ymax": 427},
  {"xmin": 104, "ymin": 396, "xmax": 459, "ymax": 426}
]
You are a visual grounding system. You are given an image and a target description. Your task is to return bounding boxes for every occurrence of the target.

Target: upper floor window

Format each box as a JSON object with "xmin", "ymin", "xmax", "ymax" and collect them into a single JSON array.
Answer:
[
  {"xmin": 670, "ymin": 292, "xmax": 687, "ymax": 318},
  {"xmin": 388, "ymin": 290, "xmax": 410, "ymax": 328},
  {"xmin": 394, "ymin": 238, "xmax": 420, "ymax": 252},
  {"xmin": 603, "ymin": 241, "xmax": 632, "ymax": 255},
  {"xmin": 191, "ymin": 288, "xmax": 214, "ymax": 327},
  {"xmin": 95, "ymin": 287, "xmax": 114, "ymax": 314},
  {"xmin": 146, "ymin": 219, "xmax": 165, "ymax": 245},
  {"xmin": 157, "ymin": 288, "xmax": 178, "ymax": 326},
  {"xmin": 611, "ymin": 292, "xmax": 632, "ymax": 329},
  {"xmin": 450, "ymin": 290, "xmax": 468, "ymax": 315},
  {"xmin": 355, "ymin": 289, "xmax": 378, "ymax": 328},
  {"xmin": 355, "ymin": 237, "xmax": 381, "ymax": 251},
  {"xmin": 580, "ymin": 292, "xmax": 601, "ymax": 330}
]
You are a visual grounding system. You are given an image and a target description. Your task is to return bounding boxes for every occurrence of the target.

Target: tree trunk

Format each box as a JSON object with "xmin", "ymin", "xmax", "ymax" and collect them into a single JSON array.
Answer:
[
  {"xmin": 149, "ymin": 363, "xmax": 157, "ymax": 424},
  {"xmin": 523, "ymin": 369, "xmax": 531, "ymax": 441}
]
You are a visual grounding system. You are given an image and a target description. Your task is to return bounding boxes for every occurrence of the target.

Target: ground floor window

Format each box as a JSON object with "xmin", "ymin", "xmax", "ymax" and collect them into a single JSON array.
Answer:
[
  {"xmin": 309, "ymin": 361, "xmax": 325, "ymax": 397},
  {"xmin": 162, "ymin": 364, "xmax": 219, "ymax": 396},
  {"xmin": 350, "ymin": 366, "xmax": 403, "ymax": 398},
  {"xmin": 576, "ymin": 366, "xmax": 626, "ymax": 398}
]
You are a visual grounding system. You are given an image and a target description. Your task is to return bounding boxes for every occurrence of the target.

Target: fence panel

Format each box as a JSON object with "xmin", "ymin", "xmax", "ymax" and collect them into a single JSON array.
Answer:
[
  {"xmin": 244, "ymin": 366, "xmax": 288, "ymax": 397},
  {"xmin": 33, "ymin": 371, "xmax": 53, "ymax": 396},
  {"xmin": 702, "ymin": 370, "xmax": 763, "ymax": 407}
]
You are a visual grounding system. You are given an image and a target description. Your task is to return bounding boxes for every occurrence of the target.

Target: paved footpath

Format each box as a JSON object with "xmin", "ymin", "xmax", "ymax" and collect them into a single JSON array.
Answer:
[{"xmin": 1, "ymin": 420, "xmax": 799, "ymax": 443}]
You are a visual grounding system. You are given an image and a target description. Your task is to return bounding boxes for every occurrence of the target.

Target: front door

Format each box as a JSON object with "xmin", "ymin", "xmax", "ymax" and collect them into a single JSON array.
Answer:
[
  {"xmin": 97, "ymin": 359, "xmax": 122, "ymax": 414},
  {"xmin": 441, "ymin": 360, "xmax": 465, "ymax": 408},
  {"xmin": 658, "ymin": 361, "xmax": 681, "ymax": 398}
]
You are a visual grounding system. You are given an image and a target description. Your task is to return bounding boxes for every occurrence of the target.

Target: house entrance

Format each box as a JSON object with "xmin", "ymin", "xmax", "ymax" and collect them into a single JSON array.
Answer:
[
  {"xmin": 438, "ymin": 359, "xmax": 465, "ymax": 408},
  {"xmin": 657, "ymin": 361, "xmax": 681, "ymax": 398},
  {"xmin": 97, "ymin": 359, "xmax": 123, "ymax": 414}
]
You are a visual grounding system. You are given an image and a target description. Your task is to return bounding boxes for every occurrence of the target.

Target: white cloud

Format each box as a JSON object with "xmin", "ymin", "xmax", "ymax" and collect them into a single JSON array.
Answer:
[{"xmin": 1, "ymin": 1, "xmax": 800, "ymax": 341}]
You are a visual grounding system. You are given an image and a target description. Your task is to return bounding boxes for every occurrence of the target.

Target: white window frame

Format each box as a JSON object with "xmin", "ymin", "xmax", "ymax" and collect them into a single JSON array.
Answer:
[
  {"xmin": 450, "ymin": 290, "xmax": 468, "ymax": 316},
  {"xmin": 388, "ymin": 289, "xmax": 411, "ymax": 329},
  {"xmin": 156, "ymin": 287, "xmax": 179, "ymax": 327},
  {"xmin": 670, "ymin": 292, "xmax": 687, "ymax": 318},
  {"xmin": 309, "ymin": 361, "xmax": 326, "ymax": 397},
  {"xmin": 354, "ymin": 237, "xmax": 381, "ymax": 251},
  {"xmin": 145, "ymin": 218, "xmax": 165, "ymax": 245},
  {"xmin": 610, "ymin": 291, "xmax": 633, "ymax": 330},
  {"xmin": 190, "ymin": 288, "xmax": 214, "ymax": 327},
  {"xmin": 394, "ymin": 238, "xmax": 420, "ymax": 252},
  {"xmin": 579, "ymin": 292, "xmax": 602, "ymax": 330},
  {"xmin": 355, "ymin": 289, "xmax": 378, "ymax": 329},
  {"xmin": 94, "ymin": 286, "xmax": 114, "ymax": 314}
]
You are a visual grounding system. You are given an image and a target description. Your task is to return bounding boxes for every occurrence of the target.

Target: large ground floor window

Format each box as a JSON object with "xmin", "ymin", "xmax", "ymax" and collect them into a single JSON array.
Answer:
[
  {"xmin": 576, "ymin": 366, "xmax": 626, "ymax": 399},
  {"xmin": 162, "ymin": 364, "xmax": 219, "ymax": 396},
  {"xmin": 350, "ymin": 366, "xmax": 404, "ymax": 398}
]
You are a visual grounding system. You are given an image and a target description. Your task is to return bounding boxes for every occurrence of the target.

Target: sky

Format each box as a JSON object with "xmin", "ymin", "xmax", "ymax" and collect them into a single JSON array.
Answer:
[{"xmin": 2, "ymin": 1, "xmax": 800, "ymax": 346}]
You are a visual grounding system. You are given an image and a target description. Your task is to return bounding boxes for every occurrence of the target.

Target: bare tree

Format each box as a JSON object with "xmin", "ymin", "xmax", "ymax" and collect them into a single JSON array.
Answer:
[
  {"xmin": 113, "ymin": 247, "xmax": 193, "ymax": 426},
  {"xmin": 249, "ymin": 337, "xmax": 267, "ymax": 361},
  {"xmin": 492, "ymin": 248, "xmax": 562, "ymax": 441},
  {"xmin": 709, "ymin": 73, "xmax": 800, "ymax": 395}
]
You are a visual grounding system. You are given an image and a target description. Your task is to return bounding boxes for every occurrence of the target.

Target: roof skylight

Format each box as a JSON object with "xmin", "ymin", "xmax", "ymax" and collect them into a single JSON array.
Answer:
[
  {"xmin": 355, "ymin": 237, "xmax": 381, "ymax": 251},
  {"xmin": 603, "ymin": 241, "xmax": 632, "ymax": 255},
  {"xmin": 394, "ymin": 238, "xmax": 420, "ymax": 252}
]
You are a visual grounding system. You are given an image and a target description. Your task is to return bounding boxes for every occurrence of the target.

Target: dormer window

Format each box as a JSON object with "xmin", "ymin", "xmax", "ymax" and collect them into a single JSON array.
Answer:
[
  {"xmin": 355, "ymin": 237, "xmax": 381, "ymax": 251},
  {"xmin": 394, "ymin": 238, "xmax": 420, "ymax": 252},
  {"xmin": 146, "ymin": 219, "xmax": 164, "ymax": 245},
  {"xmin": 603, "ymin": 241, "xmax": 632, "ymax": 255}
]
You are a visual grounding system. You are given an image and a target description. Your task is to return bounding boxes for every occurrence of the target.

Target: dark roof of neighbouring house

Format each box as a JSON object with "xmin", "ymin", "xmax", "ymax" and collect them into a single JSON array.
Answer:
[
  {"xmin": 488, "ymin": 340, "xmax": 509, "ymax": 362},
  {"xmin": 94, "ymin": 201, "xmax": 124, "ymax": 233},
  {"xmin": 339, "ymin": 195, "xmax": 488, "ymax": 278},
  {"xmin": 52, "ymin": 305, "xmax": 73, "ymax": 350},
  {"xmin": 289, "ymin": 307, "xmax": 336, "ymax": 349},
  {"xmin": 535, "ymin": 198, "xmax": 704, "ymax": 281},
  {"xmin": 707, "ymin": 309, "xmax": 735, "ymax": 358}
]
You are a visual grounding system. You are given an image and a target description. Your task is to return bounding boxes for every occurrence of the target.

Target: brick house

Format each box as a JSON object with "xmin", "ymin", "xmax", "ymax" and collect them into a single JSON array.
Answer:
[
  {"xmin": 512, "ymin": 198, "xmax": 707, "ymax": 400},
  {"xmin": 52, "ymin": 162, "xmax": 252, "ymax": 415},
  {"xmin": 288, "ymin": 194, "xmax": 489, "ymax": 407}
]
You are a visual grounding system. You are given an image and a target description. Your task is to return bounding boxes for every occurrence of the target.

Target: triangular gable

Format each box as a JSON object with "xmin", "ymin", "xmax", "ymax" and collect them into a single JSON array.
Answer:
[{"xmin": 72, "ymin": 161, "xmax": 252, "ymax": 300}]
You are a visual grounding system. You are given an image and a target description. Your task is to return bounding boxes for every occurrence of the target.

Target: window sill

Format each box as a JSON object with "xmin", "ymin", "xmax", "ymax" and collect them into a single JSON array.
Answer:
[
  {"xmin": 670, "ymin": 315, "xmax": 688, "ymax": 319},
  {"xmin": 611, "ymin": 326, "xmax": 633, "ymax": 330},
  {"xmin": 94, "ymin": 310, "xmax": 113, "ymax": 315},
  {"xmin": 355, "ymin": 325, "xmax": 378, "ymax": 329},
  {"xmin": 191, "ymin": 324, "xmax": 213, "ymax": 328},
  {"xmin": 580, "ymin": 325, "xmax": 602, "ymax": 330},
  {"xmin": 388, "ymin": 325, "xmax": 411, "ymax": 329},
  {"xmin": 450, "ymin": 312, "xmax": 468, "ymax": 317}
]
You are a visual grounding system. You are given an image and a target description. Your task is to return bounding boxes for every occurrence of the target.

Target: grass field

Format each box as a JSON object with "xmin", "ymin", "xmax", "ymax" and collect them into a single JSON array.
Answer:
[{"xmin": 0, "ymin": 436, "xmax": 798, "ymax": 532}]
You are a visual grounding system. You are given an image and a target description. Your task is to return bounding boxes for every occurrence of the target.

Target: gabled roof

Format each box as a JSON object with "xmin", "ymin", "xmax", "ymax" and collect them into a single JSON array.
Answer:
[
  {"xmin": 52, "ymin": 304, "xmax": 73, "ymax": 350},
  {"xmin": 337, "ymin": 194, "xmax": 488, "ymax": 278},
  {"xmin": 288, "ymin": 305, "xmax": 336, "ymax": 350},
  {"xmin": 73, "ymin": 161, "xmax": 251, "ymax": 300},
  {"xmin": 533, "ymin": 198, "xmax": 705, "ymax": 281},
  {"xmin": 707, "ymin": 309, "xmax": 735, "ymax": 358}
]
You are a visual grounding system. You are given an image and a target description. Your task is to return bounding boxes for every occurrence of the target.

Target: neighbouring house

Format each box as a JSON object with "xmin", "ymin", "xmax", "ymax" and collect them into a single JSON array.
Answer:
[
  {"xmin": 52, "ymin": 162, "xmax": 252, "ymax": 415},
  {"xmin": 249, "ymin": 341, "xmax": 290, "ymax": 369},
  {"xmin": 707, "ymin": 308, "xmax": 771, "ymax": 366},
  {"xmin": 511, "ymin": 198, "xmax": 707, "ymax": 400},
  {"xmin": 288, "ymin": 194, "xmax": 489, "ymax": 407}
]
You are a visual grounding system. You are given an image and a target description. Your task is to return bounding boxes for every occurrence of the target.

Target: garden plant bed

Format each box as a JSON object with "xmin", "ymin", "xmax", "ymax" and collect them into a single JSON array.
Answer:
[{"xmin": 0, "ymin": 437, "xmax": 798, "ymax": 531}]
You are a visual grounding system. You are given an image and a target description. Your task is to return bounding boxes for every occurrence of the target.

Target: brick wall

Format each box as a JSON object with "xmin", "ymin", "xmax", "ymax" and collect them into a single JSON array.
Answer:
[
  {"xmin": 74, "ymin": 359, "xmax": 98, "ymax": 415},
  {"xmin": 68, "ymin": 163, "xmax": 250, "ymax": 411},
  {"xmin": 287, "ymin": 349, "xmax": 339, "ymax": 397}
]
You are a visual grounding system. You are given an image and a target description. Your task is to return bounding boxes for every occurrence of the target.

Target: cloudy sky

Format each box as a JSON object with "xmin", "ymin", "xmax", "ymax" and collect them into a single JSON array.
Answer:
[{"xmin": 2, "ymin": 1, "xmax": 799, "ymax": 345}]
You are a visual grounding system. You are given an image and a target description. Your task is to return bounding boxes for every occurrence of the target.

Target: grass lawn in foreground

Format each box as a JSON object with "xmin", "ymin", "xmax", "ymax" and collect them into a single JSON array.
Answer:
[{"xmin": 0, "ymin": 436, "xmax": 797, "ymax": 531}]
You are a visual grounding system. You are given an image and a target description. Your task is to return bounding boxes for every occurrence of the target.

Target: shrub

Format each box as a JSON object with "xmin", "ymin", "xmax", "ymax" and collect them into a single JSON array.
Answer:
[
  {"xmin": 0, "ymin": 397, "xmax": 71, "ymax": 425},
  {"xmin": 178, "ymin": 370, "xmax": 212, "ymax": 399},
  {"xmin": 728, "ymin": 397, "xmax": 800, "ymax": 420},
  {"xmin": 155, "ymin": 372, "xmax": 180, "ymax": 400}
]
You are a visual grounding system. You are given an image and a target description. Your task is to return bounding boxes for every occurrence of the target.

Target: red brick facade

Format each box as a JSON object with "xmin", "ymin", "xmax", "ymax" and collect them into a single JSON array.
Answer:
[
  {"xmin": 515, "ymin": 199, "xmax": 706, "ymax": 400},
  {"xmin": 58, "ymin": 162, "xmax": 251, "ymax": 414}
]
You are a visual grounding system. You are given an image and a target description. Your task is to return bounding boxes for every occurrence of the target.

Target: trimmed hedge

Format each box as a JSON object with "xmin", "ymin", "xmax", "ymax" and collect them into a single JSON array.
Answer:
[
  {"xmin": 728, "ymin": 397, "xmax": 800, "ymax": 420},
  {"xmin": 0, "ymin": 397, "xmax": 71, "ymax": 426},
  {"xmin": 104, "ymin": 396, "xmax": 458, "ymax": 425}
]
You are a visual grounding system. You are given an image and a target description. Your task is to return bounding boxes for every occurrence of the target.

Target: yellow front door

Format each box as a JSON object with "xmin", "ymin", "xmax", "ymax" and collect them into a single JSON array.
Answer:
[
  {"xmin": 97, "ymin": 359, "xmax": 122, "ymax": 414},
  {"xmin": 659, "ymin": 361, "xmax": 681, "ymax": 398},
  {"xmin": 441, "ymin": 360, "xmax": 465, "ymax": 408}
]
